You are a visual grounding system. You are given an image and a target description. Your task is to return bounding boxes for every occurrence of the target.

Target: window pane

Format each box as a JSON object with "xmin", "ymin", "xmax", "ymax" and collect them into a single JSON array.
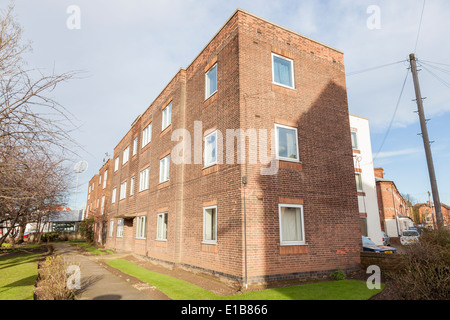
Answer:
[
  {"xmin": 205, "ymin": 132, "xmax": 217, "ymax": 166},
  {"xmin": 204, "ymin": 208, "xmax": 216, "ymax": 241},
  {"xmin": 273, "ymin": 55, "xmax": 293, "ymax": 87},
  {"xmin": 281, "ymin": 207, "xmax": 302, "ymax": 242},
  {"xmin": 206, "ymin": 65, "xmax": 217, "ymax": 97},
  {"xmin": 351, "ymin": 132, "xmax": 358, "ymax": 149},
  {"xmin": 277, "ymin": 126, "xmax": 298, "ymax": 159},
  {"xmin": 355, "ymin": 173, "xmax": 363, "ymax": 191}
]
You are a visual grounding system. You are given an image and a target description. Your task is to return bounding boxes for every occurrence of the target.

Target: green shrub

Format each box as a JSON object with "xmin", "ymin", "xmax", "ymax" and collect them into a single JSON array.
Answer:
[
  {"xmin": 330, "ymin": 268, "xmax": 346, "ymax": 281},
  {"xmin": 387, "ymin": 229, "xmax": 450, "ymax": 300},
  {"xmin": 41, "ymin": 233, "xmax": 59, "ymax": 242}
]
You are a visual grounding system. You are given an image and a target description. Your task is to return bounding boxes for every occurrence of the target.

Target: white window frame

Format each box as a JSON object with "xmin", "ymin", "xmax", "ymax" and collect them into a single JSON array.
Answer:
[
  {"xmin": 271, "ymin": 52, "xmax": 295, "ymax": 89},
  {"xmin": 278, "ymin": 204, "xmax": 305, "ymax": 246},
  {"xmin": 117, "ymin": 219, "xmax": 124, "ymax": 238},
  {"xmin": 275, "ymin": 123, "xmax": 300, "ymax": 162},
  {"xmin": 162, "ymin": 102, "xmax": 172, "ymax": 131},
  {"xmin": 101, "ymin": 196, "xmax": 105, "ymax": 215},
  {"xmin": 109, "ymin": 220, "xmax": 114, "ymax": 237},
  {"xmin": 133, "ymin": 137, "xmax": 138, "ymax": 156},
  {"xmin": 351, "ymin": 131, "xmax": 359, "ymax": 150},
  {"xmin": 205, "ymin": 63, "xmax": 217, "ymax": 99},
  {"xmin": 136, "ymin": 216, "xmax": 147, "ymax": 239},
  {"xmin": 139, "ymin": 168, "xmax": 150, "ymax": 192},
  {"xmin": 156, "ymin": 212, "xmax": 168, "ymax": 241},
  {"xmin": 142, "ymin": 123, "xmax": 152, "ymax": 148},
  {"xmin": 123, "ymin": 146, "xmax": 130, "ymax": 165},
  {"xmin": 355, "ymin": 173, "xmax": 363, "ymax": 192},
  {"xmin": 159, "ymin": 154, "xmax": 170, "ymax": 183},
  {"xmin": 130, "ymin": 176, "xmax": 135, "ymax": 196},
  {"xmin": 120, "ymin": 181, "xmax": 127, "ymax": 200},
  {"xmin": 204, "ymin": 130, "xmax": 218, "ymax": 168},
  {"xmin": 203, "ymin": 205, "xmax": 217, "ymax": 244},
  {"xmin": 111, "ymin": 188, "xmax": 117, "ymax": 204},
  {"xmin": 103, "ymin": 170, "xmax": 107, "ymax": 189},
  {"xmin": 114, "ymin": 157, "xmax": 119, "ymax": 172}
]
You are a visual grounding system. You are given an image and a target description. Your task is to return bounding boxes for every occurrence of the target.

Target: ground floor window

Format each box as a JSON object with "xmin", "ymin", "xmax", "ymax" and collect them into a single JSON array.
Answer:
[
  {"xmin": 203, "ymin": 206, "xmax": 217, "ymax": 244},
  {"xmin": 278, "ymin": 204, "xmax": 305, "ymax": 245},
  {"xmin": 136, "ymin": 216, "xmax": 147, "ymax": 239},
  {"xmin": 109, "ymin": 220, "xmax": 114, "ymax": 237},
  {"xmin": 156, "ymin": 212, "xmax": 167, "ymax": 240},
  {"xmin": 117, "ymin": 219, "xmax": 124, "ymax": 238}
]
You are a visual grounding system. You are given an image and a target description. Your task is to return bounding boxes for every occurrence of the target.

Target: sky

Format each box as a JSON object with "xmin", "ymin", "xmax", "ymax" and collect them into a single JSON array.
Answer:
[{"xmin": 7, "ymin": 0, "xmax": 450, "ymax": 208}]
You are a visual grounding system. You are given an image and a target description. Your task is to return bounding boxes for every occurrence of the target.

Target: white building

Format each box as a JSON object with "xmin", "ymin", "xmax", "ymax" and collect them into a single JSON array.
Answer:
[{"xmin": 349, "ymin": 115, "xmax": 383, "ymax": 245}]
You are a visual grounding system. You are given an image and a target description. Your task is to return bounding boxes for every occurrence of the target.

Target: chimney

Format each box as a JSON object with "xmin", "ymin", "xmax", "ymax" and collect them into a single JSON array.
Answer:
[{"xmin": 374, "ymin": 168, "xmax": 384, "ymax": 179}]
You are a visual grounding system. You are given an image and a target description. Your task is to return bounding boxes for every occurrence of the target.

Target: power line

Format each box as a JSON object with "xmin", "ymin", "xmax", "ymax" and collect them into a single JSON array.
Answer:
[
  {"xmin": 420, "ymin": 64, "xmax": 450, "ymax": 90},
  {"xmin": 345, "ymin": 60, "xmax": 406, "ymax": 77},
  {"xmin": 419, "ymin": 60, "xmax": 450, "ymax": 76},
  {"xmin": 419, "ymin": 60, "xmax": 450, "ymax": 68},
  {"xmin": 373, "ymin": 68, "xmax": 410, "ymax": 161},
  {"xmin": 414, "ymin": 0, "xmax": 426, "ymax": 54}
]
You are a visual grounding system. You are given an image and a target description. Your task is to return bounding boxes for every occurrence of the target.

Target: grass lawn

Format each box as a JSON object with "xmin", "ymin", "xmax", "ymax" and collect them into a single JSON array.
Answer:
[
  {"xmin": 73, "ymin": 243, "xmax": 114, "ymax": 255},
  {"xmin": 106, "ymin": 259, "xmax": 384, "ymax": 300},
  {"xmin": 0, "ymin": 252, "xmax": 41, "ymax": 300}
]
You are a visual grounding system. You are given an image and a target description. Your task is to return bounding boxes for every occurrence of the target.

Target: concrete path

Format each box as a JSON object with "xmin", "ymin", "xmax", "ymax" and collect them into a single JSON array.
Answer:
[{"xmin": 53, "ymin": 243, "xmax": 152, "ymax": 300}]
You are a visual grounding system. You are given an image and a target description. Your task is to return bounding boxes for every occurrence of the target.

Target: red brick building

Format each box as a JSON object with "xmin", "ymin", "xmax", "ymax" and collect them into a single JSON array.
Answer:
[
  {"xmin": 412, "ymin": 202, "xmax": 449, "ymax": 230},
  {"xmin": 86, "ymin": 158, "xmax": 112, "ymax": 244},
  {"xmin": 87, "ymin": 9, "xmax": 361, "ymax": 285}
]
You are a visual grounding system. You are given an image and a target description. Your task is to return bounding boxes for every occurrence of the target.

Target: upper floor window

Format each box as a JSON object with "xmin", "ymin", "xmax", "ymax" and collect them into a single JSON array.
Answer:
[
  {"xmin": 139, "ymin": 168, "xmax": 149, "ymax": 192},
  {"xmin": 119, "ymin": 181, "xmax": 127, "ymax": 200},
  {"xmin": 205, "ymin": 64, "xmax": 217, "ymax": 99},
  {"xmin": 123, "ymin": 146, "xmax": 129, "ymax": 165},
  {"xmin": 355, "ymin": 173, "xmax": 363, "ymax": 192},
  {"xmin": 133, "ymin": 137, "xmax": 138, "ymax": 156},
  {"xmin": 351, "ymin": 131, "xmax": 359, "ymax": 150},
  {"xmin": 275, "ymin": 124, "xmax": 299, "ymax": 162},
  {"xmin": 114, "ymin": 157, "xmax": 119, "ymax": 172},
  {"xmin": 142, "ymin": 123, "xmax": 152, "ymax": 148},
  {"xmin": 272, "ymin": 53, "xmax": 294, "ymax": 89},
  {"xmin": 103, "ymin": 170, "xmax": 107, "ymax": 189},
  {"xmin": 130, "ymin": 176, "xmax": 135, "ymax": 196},
  {"xmin": 159, "ymin": 154, "xmax": 170, "ymax": 183},
  {"xmin": 162, "ymin": 102, "xmax": 172, "ymax": 131},
  {"xmin": 111, "ymin": 188, "xmax": 117, "ymax": 204},
  {"xmin": 204, "ymin": 131, "xmax": 217, "ymax": 168}
]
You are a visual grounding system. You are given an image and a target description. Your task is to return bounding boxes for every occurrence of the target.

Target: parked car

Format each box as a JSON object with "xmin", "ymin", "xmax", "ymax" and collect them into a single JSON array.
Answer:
[
  {"xmin": 362, "ymin": 236, "xmax": 397, "ymax": 253},
  {"xmin": 381, "ymin": 232, "xmax": 391, "ymax": 246},
  {"xmin": 400, "ymin": 230, "xmax": 420, "ymax": 245}
]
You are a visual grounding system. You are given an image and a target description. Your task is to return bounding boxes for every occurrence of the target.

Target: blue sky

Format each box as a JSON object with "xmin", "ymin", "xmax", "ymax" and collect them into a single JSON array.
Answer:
[{"xmin": 9, "ymin": 0, "xmax": 450, "ymax": 208}]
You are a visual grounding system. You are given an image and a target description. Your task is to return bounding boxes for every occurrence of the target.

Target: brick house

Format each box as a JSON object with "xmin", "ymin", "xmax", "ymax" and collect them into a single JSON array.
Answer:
[
  {"xmin": 412, "ymin": 202, "xmax": 449, "ymax": 230},
  {"xmin": 374, "ymin": 168, "xmax": 414, "ymax": 237},
  {"xmin": 87, "ymin": 9, "xmax": 361, "ymax": 285}
]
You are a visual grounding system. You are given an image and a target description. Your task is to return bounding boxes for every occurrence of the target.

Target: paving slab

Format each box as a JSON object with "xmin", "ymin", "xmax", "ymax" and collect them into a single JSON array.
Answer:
[{"xmin": 52, "ymin": 243, "xmax": 152, "ymax": 300}]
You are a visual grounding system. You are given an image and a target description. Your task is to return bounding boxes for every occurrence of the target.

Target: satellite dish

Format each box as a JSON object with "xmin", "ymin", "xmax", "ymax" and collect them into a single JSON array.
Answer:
[{"xmin": 74, "ymin": 160, "xmax": 88, "ymax": 174}]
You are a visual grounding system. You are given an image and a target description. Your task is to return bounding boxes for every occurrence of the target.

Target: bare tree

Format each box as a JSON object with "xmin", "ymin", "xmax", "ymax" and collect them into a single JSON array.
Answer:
[{"xmin": 0, "ymin": 2, "xmax": 80, "ymax": 245}]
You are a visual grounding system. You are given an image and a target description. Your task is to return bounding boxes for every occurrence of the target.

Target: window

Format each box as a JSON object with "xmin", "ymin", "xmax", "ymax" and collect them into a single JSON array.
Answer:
[
  {"xmin": 355, "ymin": 173, "xmax": 363, "ymax": 192},
  {"xmin": 133, "ymin": 138, "xmax": 138, "ymax": 156},
  {"xmin": 103, "ymin": 170, "xmax": 107, "ymax": 189},
  {"xmin": 162, "ymin": 102, "xmax": 172, "ymax": 131},
  {"xmin": 99, "ymin": 175, "xmax": 101, "ymax": 185},
  {"xmin": 279, "ymin": 204, "xmax": 305, "ymax": 245},
  {"xmin": 120, "ymin": 181, "xmax": 127, "ymax": 200},
  {"xmin": 142, "ymin": 123, "xmax": 152, "ymax": 148},
  {"xmin": 351, "ymin": 131, "xmax": 358, "ymax": 150},
  {"xmin": 272, "ymin": 53, "xmax": 294, "ymax": 88},
  {"xmin": 123, "ymin": 146, "xmax": 129, "ymax": 165},
  {"xmin": 88, "ymin": 186, "xmax": 91, "ymax": 199},
  {"xmin": 139, "ymin": 168, "xmax": 149, "ymax": 192},
  {"xmin": 205, "ymin": 64, "xmax": 217, "ymax": 99},
  {"xmin": 117, "ymin": 219, "xmax": 124, "ymax": 238},
  {"xmin": 130, "ymin": 176, "xmax": 135, "ymax": 196},
  {"xmin": 159, "ymin": 154, "xmax": 170, "ymax": 183},
  {"xmin": 203, "ymin": 206, "xmax": 217, "ymax": 244},
  {"xmin": 156, "ymin": 212, "xmax": 168, "ymax": 241},
  {"xmin": 101, "ymin": 196, "xmax": 105, "ymax": 215},
  {"xmin": 204, "ymin": 131, "xmax": 217, "ymax": 167},
  {"xmin": 109, "ymin": 220, "xmax": 114, "ymax": 237},
  {"xmin": 112, "ymin": 188, "xmax": 117, "ymax": 204},
  {"xmin": 114, "ymin": 157, "xmax": 119, "ymax": 172},
  {"xmin": 136, "ymin": 216, "xmax": 147, "ymax": 239},
  {"xmin": 275, "ymin": 124, "xmax": 299, "ymax": 161}
]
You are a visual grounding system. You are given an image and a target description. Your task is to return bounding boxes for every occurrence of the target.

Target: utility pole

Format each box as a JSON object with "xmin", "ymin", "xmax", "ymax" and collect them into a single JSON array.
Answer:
[{"xmin": 409, "ymin": 53, "xmax": 444, "ymax": 229}]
